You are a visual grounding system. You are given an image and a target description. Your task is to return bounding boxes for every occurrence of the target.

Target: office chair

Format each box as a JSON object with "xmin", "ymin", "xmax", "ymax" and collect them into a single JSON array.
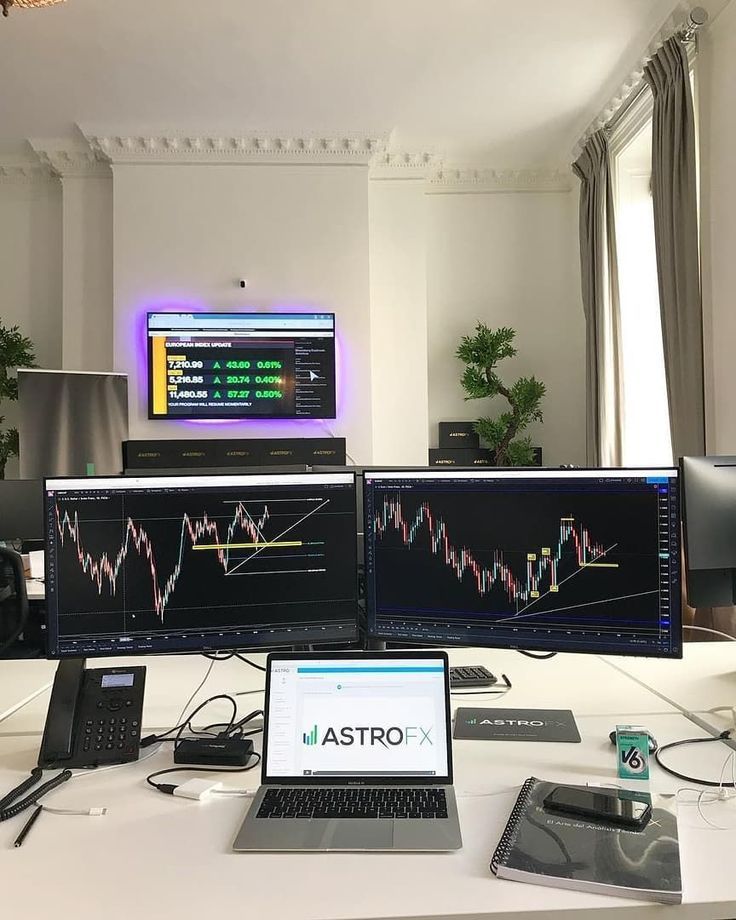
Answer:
[{"xmin": 0, "ymin": 546, "xmax": 29, "ymax": 655}]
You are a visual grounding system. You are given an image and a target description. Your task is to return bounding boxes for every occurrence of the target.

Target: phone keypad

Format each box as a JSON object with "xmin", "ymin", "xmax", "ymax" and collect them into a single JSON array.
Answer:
[{"xmin": 82, "ymin": 715, "xmax": 139, "ymax": 755}]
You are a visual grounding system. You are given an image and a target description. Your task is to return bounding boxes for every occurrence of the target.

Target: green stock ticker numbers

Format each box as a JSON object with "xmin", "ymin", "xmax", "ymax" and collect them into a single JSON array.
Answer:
[
  {"xmin": 223, "ymin": 360, "xmax": 284, "ymax": 370},
  {"xmin": 223, "ymin": 390, "xmax": 283, "ymax": 399}
]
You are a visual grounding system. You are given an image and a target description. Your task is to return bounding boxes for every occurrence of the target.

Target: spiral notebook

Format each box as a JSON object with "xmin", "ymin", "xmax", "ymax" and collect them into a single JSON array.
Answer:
[{"xmin": 490, "ymin": 778, "xmax": 681, "ymax": 904}]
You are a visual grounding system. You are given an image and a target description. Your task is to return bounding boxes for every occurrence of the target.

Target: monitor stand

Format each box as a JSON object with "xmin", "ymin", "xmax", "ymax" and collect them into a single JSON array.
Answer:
[{"xmin": 365, "ymin": 637, "xmax": 387, "ymax": 651}]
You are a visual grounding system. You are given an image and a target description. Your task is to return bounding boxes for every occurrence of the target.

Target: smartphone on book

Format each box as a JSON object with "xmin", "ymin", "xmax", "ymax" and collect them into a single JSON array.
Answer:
[{"xmin": 543, "ymin": 786, "xmax": 651, "ymax": 829}]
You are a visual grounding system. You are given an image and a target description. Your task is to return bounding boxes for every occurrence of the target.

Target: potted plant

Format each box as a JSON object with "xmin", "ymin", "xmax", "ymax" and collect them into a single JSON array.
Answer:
[
  {"xmin": 0, "ymin": 323, "xmax": 37, "ymax": 479},
  {"xmin": 456, "ymin": 323, "xmax": 545, "ymax": 466}
]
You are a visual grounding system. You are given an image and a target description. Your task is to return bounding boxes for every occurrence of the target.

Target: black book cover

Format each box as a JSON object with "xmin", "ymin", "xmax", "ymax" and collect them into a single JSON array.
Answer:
[{"xmin": 491, "ymin": 778, "xmax": 681, "ymax": 903}]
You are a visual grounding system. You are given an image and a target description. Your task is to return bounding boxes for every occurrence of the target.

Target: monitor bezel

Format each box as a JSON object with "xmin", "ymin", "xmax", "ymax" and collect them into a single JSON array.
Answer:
[
  {"xmin": 261, "ymin": 649, "xmax": 453, "ymax": 786},
  {"xmin": 146, "ymin": 311, "xmax": 337, "ymax": 421},
  {"xmin": 43, "ymin": 470, "xmax": 358, "ymax": 659},
  {"xmin": 362, "ymin": 466, "xmax": 682, "ymax": 660}
]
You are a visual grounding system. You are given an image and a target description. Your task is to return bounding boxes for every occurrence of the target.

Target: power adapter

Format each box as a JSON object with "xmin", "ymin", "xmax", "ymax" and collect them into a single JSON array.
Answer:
[
  {"xmin": 172, "ymin": 779, "xmax": 224, "ymax": 801},
  {"xmin": 174, "ymin": 738, "xmax": 254, "ymax": 767}
]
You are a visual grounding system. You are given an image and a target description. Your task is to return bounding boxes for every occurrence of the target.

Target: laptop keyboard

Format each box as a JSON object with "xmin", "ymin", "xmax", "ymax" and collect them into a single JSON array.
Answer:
[{"xmin": 256, "ymin": 787, "xmax": 448, "ymax": 819}]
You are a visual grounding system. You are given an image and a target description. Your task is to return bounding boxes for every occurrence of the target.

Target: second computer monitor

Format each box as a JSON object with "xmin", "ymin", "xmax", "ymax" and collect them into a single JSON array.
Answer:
[
  {"xmin": 364, "ymin": 468, "xmax": 681, "ymax": 658},
  {"xmin": 44, "ymin": 471, "xmax": 358, "ymax": 658}
]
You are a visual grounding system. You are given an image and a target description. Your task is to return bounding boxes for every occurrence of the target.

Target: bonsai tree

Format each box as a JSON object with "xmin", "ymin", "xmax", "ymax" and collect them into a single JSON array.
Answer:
[
  {"xmin": 0, "ymin": 323, "xmax": 36, "ymax": 479},
  {"xmin": 456, "ymin": 323, "xmax": 545, "ymax": 466}
]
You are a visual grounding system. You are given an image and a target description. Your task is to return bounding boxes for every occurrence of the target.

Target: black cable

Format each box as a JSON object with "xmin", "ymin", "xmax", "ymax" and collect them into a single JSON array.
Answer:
[
  {"xmin": 517, "ymin": 650, "xmax": 557, "ymax": 660},
  {"xmin": 201, "ymin": 651, "xmax": 266, "ymax": 672},
  {"xmin": 233, "ymin": 653, "xmax": 266, "ymax": 672},
  {"xmin": 0, "ymin": 769, "xmax": 72, "ymax": 821},
  {"xmin": 451, "ymin": 674, "xmax": 512, "ymax": 696},
  {"xmin": 146, "ymin": 753, "xmax": 261, "ymax": 795},
  {"xmin": 141, "ymin": 693, "xmax": 239, "ymax": 749},
  {"xmin": 654, "ymin": 730, "xmax": 735, "ymax": 787},
  {"xmin": 201, "ymin": 708, "xmax": 264, "ymax": 738},
  {"xmin": 173, "ymin": 695, "xmax": 238, "ymax": 753}
]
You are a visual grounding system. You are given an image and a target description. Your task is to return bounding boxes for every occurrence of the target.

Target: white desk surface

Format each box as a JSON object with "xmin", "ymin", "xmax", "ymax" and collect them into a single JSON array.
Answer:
[
  {"xmin": 0, "ymin": 646, "xmax": 680, "ymax": 736},
  {"xmin": 609, "ymin": 643, "xmax": 736, "ymax": 732},
  {"xmin": 2, "ymin": 647, "xmax": 736, "ymax": 920},
  {"xmin": 0, "ymin": 659, "xmax": 53, "ymax": 725}
]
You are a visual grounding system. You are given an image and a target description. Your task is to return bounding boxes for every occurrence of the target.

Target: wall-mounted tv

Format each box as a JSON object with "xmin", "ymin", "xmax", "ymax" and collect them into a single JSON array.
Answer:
[{"xmin": 147, "ymin": 312, "xmax": 336, "ymax": 420}]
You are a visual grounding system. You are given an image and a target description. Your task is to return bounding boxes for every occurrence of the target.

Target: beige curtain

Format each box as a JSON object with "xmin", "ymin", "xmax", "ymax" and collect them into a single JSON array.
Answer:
[
  {"xmin": 644, "ymin": 37, "xmax": 706, "ymax": 460},
  {"xmin": 572, "ymin": 130, "xmax": 624, "ymax": 467}
]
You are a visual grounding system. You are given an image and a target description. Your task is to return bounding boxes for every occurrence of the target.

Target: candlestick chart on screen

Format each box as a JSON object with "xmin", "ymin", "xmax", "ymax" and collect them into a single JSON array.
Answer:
[
  {"xmin": 48, "ymin": 483, "xmax": 356, "ymax": 641},
  {"xmin": 369, "ymin": 485, "xmax": 670, "ymax": 637}
]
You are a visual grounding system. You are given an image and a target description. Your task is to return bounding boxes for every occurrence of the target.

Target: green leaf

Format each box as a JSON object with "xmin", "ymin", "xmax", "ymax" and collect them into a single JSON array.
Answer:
[
  {"xmin": 504, "ymin": 437, "xmax": 537, "ymax": 467},
  {"xmin": 455, "ymin": 323, "xmax": 544, "ymax": 464},
  {"xmin": 0, "ymin": 323, "xmax": 37, "ymax": 472},
  {"xmin": 460, "ymin": 366, "xmax": 493, "ymax": 400},
  {"xmin": 508, "ymin": 376, "xmax": 546, "ymax": 429},
  {"xmin": 474, "ymin": 417, "xmax": 507, "ymax": 449},
  {"xmin": 455, "ymin": 323, "xmax": 517, "ymax": 368},
  {"xmin": 0, "ymin": 427, "xmax": 19, "ymax": 462}
]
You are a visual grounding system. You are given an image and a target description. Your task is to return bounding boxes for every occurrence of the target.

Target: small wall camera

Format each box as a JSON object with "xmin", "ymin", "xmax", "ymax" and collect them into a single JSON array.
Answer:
[{"xmin": 239, "ymin": 279, "xmax": 248, "ymax": 289}]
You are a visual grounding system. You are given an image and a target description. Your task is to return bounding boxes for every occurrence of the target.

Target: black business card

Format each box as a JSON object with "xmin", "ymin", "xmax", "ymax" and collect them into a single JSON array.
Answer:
[{"xmin": 453, "ymin": 707, "xmax": 581, "ymax": 743}]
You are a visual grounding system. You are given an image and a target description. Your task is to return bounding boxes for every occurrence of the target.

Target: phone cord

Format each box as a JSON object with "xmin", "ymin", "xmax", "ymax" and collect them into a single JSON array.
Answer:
[{"xmin": 0, "ymin": 767, "xmax": 73, "ymax": 821}]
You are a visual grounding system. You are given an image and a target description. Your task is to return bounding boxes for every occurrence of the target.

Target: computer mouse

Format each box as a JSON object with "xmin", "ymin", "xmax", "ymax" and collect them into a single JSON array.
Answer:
[{"xmin": 608, "ymin": 729, "xmax": 658, "ymax": 754}]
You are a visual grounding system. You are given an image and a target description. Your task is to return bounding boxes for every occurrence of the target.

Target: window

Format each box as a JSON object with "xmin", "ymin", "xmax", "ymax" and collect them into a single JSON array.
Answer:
[{"xmin": 610, "ymin": 93, "xmax": 673, "ymax": 467}]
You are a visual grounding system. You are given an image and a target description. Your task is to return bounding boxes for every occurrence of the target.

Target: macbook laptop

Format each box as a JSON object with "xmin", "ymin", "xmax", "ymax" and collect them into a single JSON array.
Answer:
[{"xmin": 233, "ymin": 650, "xmax": 462, "ymax": 851}]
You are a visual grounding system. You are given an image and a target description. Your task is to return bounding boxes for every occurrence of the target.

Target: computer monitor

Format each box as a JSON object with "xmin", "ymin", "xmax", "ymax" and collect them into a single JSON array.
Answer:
[
  {"xmin": 0, "ymin": 479, "xmax": 44, "ymax": 542},
  {"xmin": 363, "ymin": 468, "xmax": 681, "ymax": 658},
  {"xmin": 44, "ymin": 471, "xmax": 358, "ymax": 658},
  {"xmin": 681, "ymin": 455, "xmax": 736, "ymax": 606}
]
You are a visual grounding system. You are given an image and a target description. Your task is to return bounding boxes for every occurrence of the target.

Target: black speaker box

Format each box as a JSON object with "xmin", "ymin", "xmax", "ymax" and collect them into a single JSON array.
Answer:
[
  {"xmin": 123, "ymin": 438, "xmax": 346, "ymax": 471},
  {"xmin": 438, "ymin": 422, "xmax": 480, "ymax": 449},
  {"xmin": 428, "ymin": 448, "xmax": 494, "ymax": 467}
]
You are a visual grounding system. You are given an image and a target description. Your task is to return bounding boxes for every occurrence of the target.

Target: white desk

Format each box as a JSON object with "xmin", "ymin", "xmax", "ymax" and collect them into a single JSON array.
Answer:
[
  {"xmin": 0, "ymin": 659, "xmax": 53, "ymax": 725},
  {"xmin": 0, "ymin": 646, "xmax": 677, "ymax": 736},
  {"xmin": 608, "ymin": 644, "xmax": 736, "ymax": 733},
  {"xmin": 2, "ymin": 648, "xmax": 736, "ymax": 920}
]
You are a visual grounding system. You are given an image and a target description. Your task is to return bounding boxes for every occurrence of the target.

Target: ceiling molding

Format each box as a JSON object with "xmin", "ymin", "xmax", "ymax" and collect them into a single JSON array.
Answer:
[
  {"xmin": 0, "ymin": 159, "xmax": 54, "ymax": 184},
  {"xmin": 369, "ymin": 151, "xmax": 444, "ymax": 180},
  {"xmin": 79, "ymin": 128, "xmax": 388, "ymax": 165},
  {"xmin": 426, "ymin": 167, "xmax": 573, "ymax": 194},
  {"xmin": 571, "ymin": 2, "xmax": 694, "ymax": 159},
  {"xmin": 30, "ymin": 145, "xmax": 111, "ymax": 179}
]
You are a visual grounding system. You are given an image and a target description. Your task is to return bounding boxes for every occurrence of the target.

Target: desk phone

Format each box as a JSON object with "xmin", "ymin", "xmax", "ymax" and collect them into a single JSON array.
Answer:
[{"xmin": 38, "ymin": 661, "xmax": 146, "ymax": 769}]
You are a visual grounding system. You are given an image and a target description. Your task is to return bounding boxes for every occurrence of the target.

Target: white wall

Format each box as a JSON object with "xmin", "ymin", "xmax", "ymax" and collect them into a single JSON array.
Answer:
[
  {"xmin": 368, "ymin": 179, "xmax": 429, "ymax": 465},
  {"xmin": 699, "ymin": 0, "xmax": 736, "ymax": 453},
  {"xmin": 0, "ymin": 175, "xmax": 62, "ymax": 477},
  {"xmin": 0, "ymin": 176, "xmax": 63, "ymax": 369},
  {"xmin": 61, "ymin": 176, "xmax": 113, "ymax": 372},
  {"xmin": 426, "ymin": 189, "xmax": 585, "ymax": 465},
  {"xmin": 0, "ymin": 160, "xmax": 588, "ymax": 471},
  {"xmin": 112, "ymin": 164, "xmax": 374, "ymax": 462}
]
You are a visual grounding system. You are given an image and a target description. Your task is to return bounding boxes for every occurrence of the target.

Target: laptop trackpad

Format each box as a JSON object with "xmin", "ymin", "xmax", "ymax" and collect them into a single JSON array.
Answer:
[{"xmin": 325, "ymin": 819, "xmax": 394, "ymax": 850}]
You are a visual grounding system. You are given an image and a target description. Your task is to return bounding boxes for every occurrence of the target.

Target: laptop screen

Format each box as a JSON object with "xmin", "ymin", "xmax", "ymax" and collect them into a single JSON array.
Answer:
[{"xmin": 263, "ymin": 654, "xmax": 451, "ymax": 783}]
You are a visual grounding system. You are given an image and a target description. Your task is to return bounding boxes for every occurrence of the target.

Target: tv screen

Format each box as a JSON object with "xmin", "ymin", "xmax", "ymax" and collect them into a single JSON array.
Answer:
[{"xmin": 147, "ymin": 312, "xmax": 336, "ymax": 420}]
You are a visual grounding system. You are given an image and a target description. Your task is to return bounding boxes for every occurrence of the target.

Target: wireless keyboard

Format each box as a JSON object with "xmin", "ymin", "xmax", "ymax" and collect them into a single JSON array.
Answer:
[{"xmin": 449, "ymin": 665, "xmax": 497, "ymax": 689}]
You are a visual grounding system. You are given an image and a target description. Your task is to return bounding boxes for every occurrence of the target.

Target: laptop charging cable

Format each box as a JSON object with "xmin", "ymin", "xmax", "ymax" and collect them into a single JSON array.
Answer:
[{"xmin": 146, "ymin": 757, "xmax": 261, "ymax": 798}]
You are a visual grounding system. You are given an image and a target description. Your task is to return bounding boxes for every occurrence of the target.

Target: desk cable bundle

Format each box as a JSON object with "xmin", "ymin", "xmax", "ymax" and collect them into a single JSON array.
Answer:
[{"xmin": 143, "ymin": 693, "xmax": 263, "ymax": 797}]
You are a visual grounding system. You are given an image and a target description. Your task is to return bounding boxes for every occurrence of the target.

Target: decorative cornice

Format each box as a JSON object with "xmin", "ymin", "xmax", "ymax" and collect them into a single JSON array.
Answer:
[
  {"xmin": 0, "ymin": 159, "xmax": 55, "ymax": 184},
  {"xmin": 369, "ymin": 151, "xmax": 443, "ymax": 180},
  {"xmin": 427, "ymin": 167, "xmax": 573, "ymax": 194},
  {"xmin": 572, "ymin": 1, "xmax": 693, "ymax": 159},
  {"xmin": 30, "ymin": 146, "xmax": 111, "ymax": 179},
  {"xmin": 80, "ymin": 129, "xmax": 388, "ymax": 165}
]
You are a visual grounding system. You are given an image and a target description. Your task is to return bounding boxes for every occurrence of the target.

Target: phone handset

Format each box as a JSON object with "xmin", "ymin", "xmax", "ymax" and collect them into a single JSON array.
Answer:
[{"xmin": 38, "ymin": 658, "xmax": 86, "ymax": 766}]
